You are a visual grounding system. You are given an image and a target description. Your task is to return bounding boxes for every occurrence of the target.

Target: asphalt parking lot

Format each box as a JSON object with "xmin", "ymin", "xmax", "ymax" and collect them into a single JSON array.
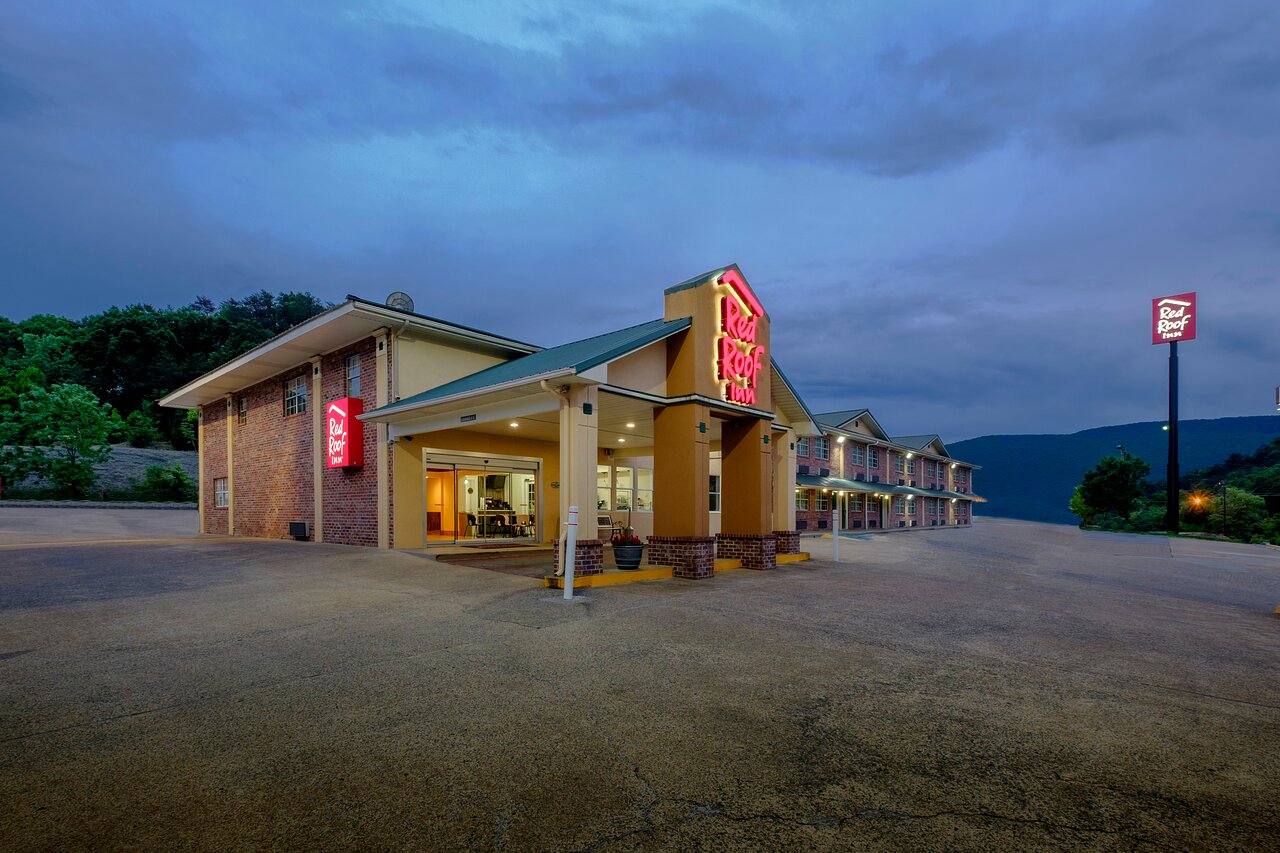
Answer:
[{"xmin": 1, "ymin": 509, "xmax": 1278, "ymax": 851}]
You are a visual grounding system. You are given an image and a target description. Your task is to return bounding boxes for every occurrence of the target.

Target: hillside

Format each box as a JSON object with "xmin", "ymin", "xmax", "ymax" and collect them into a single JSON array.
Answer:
[{"xmin": 951, "ymin": 416, "xmax": 1280, "ymax": 524}]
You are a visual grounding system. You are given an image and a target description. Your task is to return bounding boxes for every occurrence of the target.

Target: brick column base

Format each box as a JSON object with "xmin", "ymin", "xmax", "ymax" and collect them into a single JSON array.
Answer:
[
  {"xmin": 715, "ymin": 533, "xmax": 778, "ymax": 570},
  {"xmin": 773, "ymin": 530, "xmax": 800, "ymax": 555},
  {"xmin": 551, "ymin": 538, "xmax": 604, "ymax": 576},
  {"xmin": 648, "ymin": 536, "xmax": 715, "ymax": 579}
]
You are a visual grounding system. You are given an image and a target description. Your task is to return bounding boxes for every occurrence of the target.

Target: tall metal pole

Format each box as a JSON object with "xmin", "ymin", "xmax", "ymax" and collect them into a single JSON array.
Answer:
[{"xmin": 1166, "ymin": 341, "xmax": 1179, "ymax": 533}]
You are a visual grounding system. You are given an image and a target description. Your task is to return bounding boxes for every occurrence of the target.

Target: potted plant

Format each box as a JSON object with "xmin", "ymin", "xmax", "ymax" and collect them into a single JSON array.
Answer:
[{"xmin": 611, "ymin": 532, "xmax": 645, "ymax": 570}]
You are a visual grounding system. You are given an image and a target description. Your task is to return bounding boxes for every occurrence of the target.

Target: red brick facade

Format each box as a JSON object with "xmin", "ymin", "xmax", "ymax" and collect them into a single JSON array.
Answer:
[
  {"xmin": 715, "ymin": 533, "xmax": 777, "ymax": 569},
  {"xmin": 199, "ymin": 336, "xmax": 384, "ymax": 545},
  {"xmin": 648, "ymin": 536, "xmax": 716, "ymax": 579},
  {"xmin": 773, "ymin": 529, "xmax": 800, "ymax": 554},
  {"xmin": 552, "ymin": 538, "xmax": 605, "ymax": 576}
]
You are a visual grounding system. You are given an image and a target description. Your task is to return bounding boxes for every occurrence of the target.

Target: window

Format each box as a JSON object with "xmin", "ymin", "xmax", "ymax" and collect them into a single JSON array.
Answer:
[
  {"xmin": 867, "ymin": 448, "xmax": 879, "ymax": 468},
  {"xmin": 848, "ymin": 444, "xmax": 864, "ymax": 466},
  {"xmin": 907, "ymin": 497, "xmax": 916, "ymax": 515},
  {"xmin": 635, "ymin": 468, "xmax": 653, "ymax": 512},
  {"xmin": 597, "ymin": 465, "xmax": 612, "ymax": 511},
  {"xmin": 850, "ymin": 496, "xmax": 863, "ymax": 512},
  {"xmin": 283, "ymin": 375, "xmax": 307, "ymax": 416},
  {"xmin": 709, "ymin": 474, "xmax": 721, "ymax": 512},
  {"xmin": 345, "ymin": 355, "xmax": 361, "ymax": 398},
  {"xmin": 894, "ymin": 454, "xmax": 905, "ymax": 474},
  {"xmin": 796, "ymin": 437, "xmax": 809, "ymax": 457},
  {"xmin": 214, "ymin": 477, "xmax": 229, "ymax": 508},
  {"xmin": 816, "ymin": 492, "xmax": 831, "ymax": 511},
  {"xmin": 893, "ymin": 496, "xmax": 906, "ymax": 515},
  {"xmin": 237, "ymin": 397, "xmax": 247, "ymax": 425},
  {"xmin": 907, "ymin": 458, "xmax": 916, "ymax": 475},
  {"xmin": 796, "ymin": 490, "xmax": 810, "ymax": 511},
  {"xmin": 615, "ymin": 467, "xmax": 634, "ymax": 511},
  {"xmin": 813, "ymin": 437, "xmax": 830, "ymax": 460}
]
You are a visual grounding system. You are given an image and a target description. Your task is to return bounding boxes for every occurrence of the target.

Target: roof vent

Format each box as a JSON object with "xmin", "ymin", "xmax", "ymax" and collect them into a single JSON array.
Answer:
[{"xmin": 385, "ymin": 291, "xmax": 415, "ymax": 313}]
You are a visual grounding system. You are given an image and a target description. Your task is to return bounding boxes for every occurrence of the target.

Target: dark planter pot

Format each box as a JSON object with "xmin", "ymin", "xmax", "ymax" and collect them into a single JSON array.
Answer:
[{"xmin": 612, "ymin": 543, "xmax": 645, "ymax": 570}]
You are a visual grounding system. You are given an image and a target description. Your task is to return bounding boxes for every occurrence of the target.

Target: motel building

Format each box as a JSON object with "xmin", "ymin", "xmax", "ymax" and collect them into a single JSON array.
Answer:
[{"xmin": 161, "ymin": 265, "xmax": 980, "ymax": 580}]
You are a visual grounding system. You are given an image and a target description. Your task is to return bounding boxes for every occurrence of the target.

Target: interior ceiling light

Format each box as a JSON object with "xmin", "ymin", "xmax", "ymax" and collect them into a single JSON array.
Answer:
[
  {"xmin": 617, "ymin": 437, "xmax": 625, "ymax": 443},
  {"xmin": 509, "ymin": 421, "xmax": 518, "ymax": 428},
  {"xmin": 625, "ymin": 422, "xmax": 636, "ymax": 428}
]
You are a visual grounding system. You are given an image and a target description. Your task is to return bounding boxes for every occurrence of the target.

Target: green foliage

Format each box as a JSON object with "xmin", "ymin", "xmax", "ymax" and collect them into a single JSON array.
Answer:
[
  {"xmin": 178, "ymin": 408, "xmax": 199, "ymax": 451},
  {"xmin": 135, "ymin": 464, "xmax": 196, "ymax": 501},
  {"xmin": 1068, "ymin": 485, "xmax": 1094, "ymax": 525},
  {"xmin": 0, "ymin": 384, "xmax": 114, "ymax": 497},
  {"xmin": 1078, "ymin": 453, "xmax": 1151, "ymax": 520},
  {"xmin": 124, "ymin": 405, "xmax": 162, "ymax": 448},
  {"xmin": 0, "ymin": 291, "xmax": 330, "ymax": 452}
]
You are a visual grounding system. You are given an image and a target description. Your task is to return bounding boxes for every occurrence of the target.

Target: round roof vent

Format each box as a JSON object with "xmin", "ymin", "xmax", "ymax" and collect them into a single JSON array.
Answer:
[{"xmin": 385, "ymin": 291, "xmax": 414, "ymax": 313}]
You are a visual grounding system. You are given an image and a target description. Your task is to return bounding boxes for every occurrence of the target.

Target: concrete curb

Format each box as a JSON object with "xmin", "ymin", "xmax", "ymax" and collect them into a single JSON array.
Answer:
[{"xmin": 0, "ymin": 501, "xmax": 197, "ymax": 511}]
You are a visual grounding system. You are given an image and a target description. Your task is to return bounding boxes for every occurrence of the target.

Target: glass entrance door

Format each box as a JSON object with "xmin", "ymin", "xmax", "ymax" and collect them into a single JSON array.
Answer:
[{"xmin": 423, "ymin": 452, "xmax": 539, "ymax": 545}]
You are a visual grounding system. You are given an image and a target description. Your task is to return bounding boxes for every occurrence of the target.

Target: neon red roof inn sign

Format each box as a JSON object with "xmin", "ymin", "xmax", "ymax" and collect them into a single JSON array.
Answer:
[
  {"xmin": 717, "ymin": 270, "xmax": 767, "ymax": 405},
  {"xmin": 1151, "ymin": 292, "xmax": 1196, "ymax": 345}
]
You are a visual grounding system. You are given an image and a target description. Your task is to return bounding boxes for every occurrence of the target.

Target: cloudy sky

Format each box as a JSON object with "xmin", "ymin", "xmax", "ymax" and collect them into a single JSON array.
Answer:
[{"xmin": 1, "ymin": 1, "xmax": 1277, "ymax": 440}]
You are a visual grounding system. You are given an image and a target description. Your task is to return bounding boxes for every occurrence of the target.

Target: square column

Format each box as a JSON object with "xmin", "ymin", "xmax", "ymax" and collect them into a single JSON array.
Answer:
[
  {"xmin": 652, "ymin": 403, "xmax": 710, "ymax": 537},
  {"xmin": 721, "ymin": 416, "xmax": 772, "ymax": 535},
  {"xmin": 558, "ymin": 384, "xmax": 599, "ymax": 532},
  {"xmin": 772, "ymin": 427, "xmax": 797, "ymax": 533}
]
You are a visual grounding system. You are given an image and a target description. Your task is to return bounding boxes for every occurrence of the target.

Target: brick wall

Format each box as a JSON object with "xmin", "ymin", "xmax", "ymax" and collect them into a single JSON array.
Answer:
[
  {"xmin": 648, "ymin": 535, "xmax": 715, "ymax": 579},
  {"xmin": 715, "ymin": 533, "xmax": 776, "ymax": 569},
  {"xmin": 551, "ymin": 538, "xmax": 604, "ymax": 576},
  {"xmin": 232, "ymin": 365, "xmax": 315, "ymax": 540},
  {"xmin": 774, "ymin": 529, "xmax": 800, "ymax": 554},
  {"xmin": 201, "ymin": 402, "xmax": 228, "ymax": 535},
  {"xmin": 321, "ymin": 340, "xmax": 379, "ymax": 546}
]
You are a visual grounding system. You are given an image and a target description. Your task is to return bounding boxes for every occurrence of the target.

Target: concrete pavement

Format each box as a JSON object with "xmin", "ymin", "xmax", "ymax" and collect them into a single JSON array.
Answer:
[{"xmin": 1, "ymin": 511, "xmax": 1278, "ymax": 850}]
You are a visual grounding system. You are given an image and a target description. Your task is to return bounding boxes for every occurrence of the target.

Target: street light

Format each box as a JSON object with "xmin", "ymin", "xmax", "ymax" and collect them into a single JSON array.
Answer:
[{"xmin": 1115, "ymin": 444, "xmax": 1128, "ymax": 458}]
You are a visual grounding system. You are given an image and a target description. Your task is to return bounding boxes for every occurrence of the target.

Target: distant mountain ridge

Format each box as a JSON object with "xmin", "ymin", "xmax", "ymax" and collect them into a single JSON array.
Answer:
[{"xmin": 950, "ymin": 416, "xmax": 1280, "ymax": 524}]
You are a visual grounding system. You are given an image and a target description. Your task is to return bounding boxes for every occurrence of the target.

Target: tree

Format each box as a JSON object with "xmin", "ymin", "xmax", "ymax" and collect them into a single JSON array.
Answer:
[
  {"xmin": 1069, "ymin": 485, "xmax": 1095, "ymax": 526},
  {"xmin": 124, "ymin": 403, "xmax": 162, "ymax": 448},
  {"xmin": 1207, "ymin": 487, "xmax": 1267, "ymax": 541},
  {"xmin": 1077, "ymin": 453, "xmax": 1152, "ymax": 520},
  {"xmin": 0, "ymin": 384, "xmax": 114, "ymax": 498}
]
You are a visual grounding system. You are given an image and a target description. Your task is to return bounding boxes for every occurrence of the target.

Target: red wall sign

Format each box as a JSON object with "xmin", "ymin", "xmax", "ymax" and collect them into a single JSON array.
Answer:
[
  {"xmin": 1151, "ymin": 292, "xmax": 1196, "ymax": 344},
  {"xmin": 717, "ymin": 270, "xmax": 766, "ymax": 406},
  {"xmin": 326, "ymin": 397, "xmax": 363, "ymax": 468}
]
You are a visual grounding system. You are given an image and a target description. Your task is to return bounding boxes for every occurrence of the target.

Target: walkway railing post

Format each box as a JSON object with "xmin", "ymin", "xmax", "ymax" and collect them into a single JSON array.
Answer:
[{"xmin": 563, "ymin": 505, "xmax": 579, "ymax": 600}]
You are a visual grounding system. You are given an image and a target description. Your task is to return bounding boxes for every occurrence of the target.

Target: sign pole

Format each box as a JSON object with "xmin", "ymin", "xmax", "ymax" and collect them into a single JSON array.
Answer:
[
  {"xmin": 562, "ymin": 505, "xmax": 578, "ymax": 601},
  {"xmin": 1167, "ymin": 342, "xmax": 1179, "ymax": 533}
]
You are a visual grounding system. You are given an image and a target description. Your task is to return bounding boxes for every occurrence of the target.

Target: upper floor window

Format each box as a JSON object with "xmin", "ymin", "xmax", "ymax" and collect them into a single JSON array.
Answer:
[
  {"xmin": 796, "ymin": 437, "xmax": 809, "ymax": 457},
  {"xmin": 907, "ymin": 458, "xmax": 916, "ymax": 475},
  {"xmin": 283, "ymin": 375, "xmax": 307, "ymax": 416},
  {"xmin": 237, "ymin": 397, "xmax": 247, "ymax": 425},
  {"xmin": 345, "ymin": 355, "xmax": 361, "ymax": 398},
  {"xmin": 813, "ymin": 437, "xmax": 830, "ymax": 460},
  {"xmin": 894, "ymin": 454, "xmax": 905, "ymax": 474},
  {"xmin": 848, "ymin": 444, "xmax": 864, "ymax": 466},
  {"xmin": 867, "ymin": 448, "xmax": 879, "ymax": 468}
]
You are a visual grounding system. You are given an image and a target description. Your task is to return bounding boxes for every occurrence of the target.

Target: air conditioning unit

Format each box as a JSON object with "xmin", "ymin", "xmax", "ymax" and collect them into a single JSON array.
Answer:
[
  {"xmin": 869, "ymin": 520, "xmax": 878, "ymax": 528},
  {"xmin": 871, "ymin": 475, "xmax": 880, "ymax": 483},
  {"xmin": 797, "ymin": 464, "xmax": 809, "ymax": 475},
  {"xmin": 910, "ymin": 480, "xmax": 917, "ymax": 487},
  {"xmin": 819, "ymin": 468, "xmax": 830, "ymax": 477},
  {"xmin": 898, "ymin": 521, "xmax": 906, "ymax": 528},
  {"xmin": 852, "ymin": 520, "xmax": 863, "ymax": 529},
  {"xmin": 288, "ymin": 521, "xmax": 309, "ymax": 540},
  {"xmin": 898, "ymin": 478, "xmax": 905, "ymax": 486},
  {"xmin": 911, "ymin": 520, "xmax": 918, "ymax": 527},
  {"xmin": 796, "ymin": 519, "xmax": 808, "ymax": 530},
  {"xmin": 854, "ymin": 472, "xmax": 865, "ymax": 481},
  {"xmin": 817, "ymin": 518, "xmax": 829, "ymax": 529}
]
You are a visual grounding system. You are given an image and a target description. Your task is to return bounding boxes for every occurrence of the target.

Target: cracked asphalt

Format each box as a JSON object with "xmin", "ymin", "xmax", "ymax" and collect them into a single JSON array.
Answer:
[{"xmin": 1, "ymin": 508, "xmax": 1278, "ymax": 851}]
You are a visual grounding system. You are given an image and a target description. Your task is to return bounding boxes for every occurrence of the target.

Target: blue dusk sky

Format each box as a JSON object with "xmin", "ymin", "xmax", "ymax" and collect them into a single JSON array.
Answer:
[{"xmin": 1, "ymin": 1, "xmax": 1277, "ymax": 440}]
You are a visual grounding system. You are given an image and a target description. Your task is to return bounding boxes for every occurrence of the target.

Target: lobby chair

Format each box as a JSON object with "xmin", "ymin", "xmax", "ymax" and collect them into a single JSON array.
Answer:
[{"xmin": 598, "ymin": 514, "xmax": 621, "ymax": 541}]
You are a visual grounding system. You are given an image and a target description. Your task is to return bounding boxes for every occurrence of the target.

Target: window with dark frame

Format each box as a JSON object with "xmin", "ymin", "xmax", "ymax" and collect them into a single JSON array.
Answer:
[
  {"xmin": 284, "ymin": 375, "xmax": 307, "ymax": 416},
  {"xmin": 346, "ymin": 355, "xmax": 361, "ymax": 398},
  {"xmin": 709, "ymin": 474, "xmax": 721, "ymax": 512}
]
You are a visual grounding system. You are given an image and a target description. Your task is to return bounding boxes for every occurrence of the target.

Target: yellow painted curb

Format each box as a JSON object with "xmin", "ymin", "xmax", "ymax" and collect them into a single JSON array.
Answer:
[
  {"xmin": 714, "ymin": 558, "xmax": 744, "ymax": 572},
  {"xmin": 776, "ymin": 552, "xmax": 811, "ymax": 564},
  {"xmin": 543, "ymin": 565, "xmax": 674, "ymax": 589}
]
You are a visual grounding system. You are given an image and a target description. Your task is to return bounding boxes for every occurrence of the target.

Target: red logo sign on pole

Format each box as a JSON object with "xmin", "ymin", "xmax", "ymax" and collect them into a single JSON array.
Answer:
[
  {"xmin": 326, "ymin": 397, "xmax": 363, "ymax": 467},
  {"xmin": 717, "ymin": 269, "xmax": 767, "ymax": 406},
  {"xmin": 1151, "ymin": 292, "xmax": 1196, "ymax": 344}
]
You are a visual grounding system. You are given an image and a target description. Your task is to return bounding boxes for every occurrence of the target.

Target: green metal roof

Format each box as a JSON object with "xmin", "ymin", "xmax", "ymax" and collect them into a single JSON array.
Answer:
[
  {"xmin": 815, "ymin": 409, "xmax": 869, "ymax": 428},
  {"xmin": 796, "ymin": 473, "xmax": 980, "ymax": 502},
  {"xmin": 367, "ymin": 317, "xmax": 691, "ymax": 416}
]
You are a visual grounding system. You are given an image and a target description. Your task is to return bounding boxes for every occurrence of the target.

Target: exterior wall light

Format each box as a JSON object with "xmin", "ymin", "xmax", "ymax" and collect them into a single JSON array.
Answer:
[
  {"xmin": 509, "ymin": 421, "xmax": 519, "ymax": 428},
  {"xmin": 836, "ymin": 436, "xmax": 845, "ymax": 444},
  {"xmin": 906, "ymin": 452, "xmax": 914, "ymax": 459}
]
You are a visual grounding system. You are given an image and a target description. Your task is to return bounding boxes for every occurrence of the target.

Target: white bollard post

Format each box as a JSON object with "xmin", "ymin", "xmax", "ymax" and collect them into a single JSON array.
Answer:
[
  {"xmin": 563, "ymin": 505, "xmax": 579, "ymax": 600},
  {"xmin": 832, "ymin": 507, "xmax": 839, "ymax": 562}
]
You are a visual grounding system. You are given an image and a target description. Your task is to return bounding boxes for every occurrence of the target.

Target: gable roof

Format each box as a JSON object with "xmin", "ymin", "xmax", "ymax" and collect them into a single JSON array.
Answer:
[
  {"xmin": 891, "ymin": 434, "xmax": 951, "ymax": 457},
  {"xmin": 770, "ymin": 359, "xmax": 819, "ymax": 434},
  {"xmin": 815, "ymin": 409, "xmax": 891, "ymax": 441},
  {"xmin": 365, "ymin": 317, "xmax": 691, "ymax": 418}
]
